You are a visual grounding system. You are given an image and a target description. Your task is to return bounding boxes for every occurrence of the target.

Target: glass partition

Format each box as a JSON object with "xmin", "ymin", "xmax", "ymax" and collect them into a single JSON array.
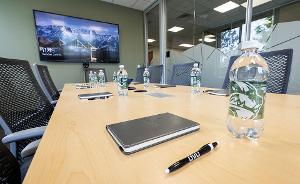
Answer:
[
  {"xmin": 146, "ymin": 5, "xmax": 160, "ymax": 67},
  {"xmin": 165, "ymin": 0, "xmax": 246, "ymax": 87},
  {"xmin": 145, "ymin": 0, "xmax": 300, "ymax": 94}
]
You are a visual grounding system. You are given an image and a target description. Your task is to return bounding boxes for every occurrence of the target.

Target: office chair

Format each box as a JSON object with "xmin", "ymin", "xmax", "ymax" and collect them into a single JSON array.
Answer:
[
  {"xmin": 170, "ymin": 62, "xmax": 198, "ymax": 86},
  {"xmin": 222, "ymin": 49, "xmax": 293, "ymax": 94},
  {"xmin": 0, "ymin": 142, "xmax": 33, "ymax": 183},
  {"xmin": 33, "ymin": 64, "xmax": 60, "ymax": 104},
  {"xmin": 148, "ymin": 65, "xmax": 163, "ymax": 83},
  {"xmin": 84, "ymin": 68, "xmax": 107, "ymax": 83},
  {"xmin": 135, "ymin": 67, "xmax": 145, "ymax": 83},
  {"xmin": 0, "ymin": 57, "xmax": 53, "ymax": 162}
]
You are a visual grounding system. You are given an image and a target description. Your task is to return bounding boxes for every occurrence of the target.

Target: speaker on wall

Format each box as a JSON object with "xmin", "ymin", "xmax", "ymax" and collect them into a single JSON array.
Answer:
[{"xmin": 166, "ymin": 51, "xmax": 170, "ymax": 58}]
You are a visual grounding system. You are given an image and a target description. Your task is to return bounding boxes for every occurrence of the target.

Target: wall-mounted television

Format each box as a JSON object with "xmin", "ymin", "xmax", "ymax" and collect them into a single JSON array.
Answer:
[{"xmin": 33, "ymin": 10, "xmax": 120, "ymax": 63}]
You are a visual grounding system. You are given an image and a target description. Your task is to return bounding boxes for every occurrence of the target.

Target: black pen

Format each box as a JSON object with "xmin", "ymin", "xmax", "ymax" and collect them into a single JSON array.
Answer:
[{"xmin": 165, "ymin": 142, "xmax": 219, "ymax": 174}]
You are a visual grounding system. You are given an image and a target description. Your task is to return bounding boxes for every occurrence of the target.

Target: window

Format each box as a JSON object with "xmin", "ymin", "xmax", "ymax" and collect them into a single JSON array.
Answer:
[{"xmin": 220, "ymin": 27, "xmax": 240, "ymax": 53}]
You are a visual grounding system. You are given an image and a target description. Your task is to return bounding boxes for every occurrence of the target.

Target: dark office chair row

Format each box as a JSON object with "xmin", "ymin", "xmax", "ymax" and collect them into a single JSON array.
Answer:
[{"xmin": 0, "ymin": 58, "xmax": 56, "ymax": 182}]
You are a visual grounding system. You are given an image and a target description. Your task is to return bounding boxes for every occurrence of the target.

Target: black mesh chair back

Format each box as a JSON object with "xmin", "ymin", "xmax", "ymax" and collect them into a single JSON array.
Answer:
[
  {"xmin": 0, "ymin": 142, "xmax": 21, "ymax": 184},
  {"xmin": 0, "ymin": 58, "xmax": 54, "ymax": 161},
  {"xmin": 135, "ymin": 67, "xmax": 145, "ymax": 83},
  {"xmin": 148, "ymin": 65, "xmax": 163, "ymax": 83},
  {"xmin": 84, "ymin": 68, "xmax": 107, "ymax": 83},
  {"xmin": 222, "ymin": 49, "xmax": 293, "ymax": 94},
  {"xmin": 33, "ymin": 64, "xmax": 60, "ymax": 101},
  {"xmin": 170, "ymin": 62, "xmax": 196, "ymax": 86}
]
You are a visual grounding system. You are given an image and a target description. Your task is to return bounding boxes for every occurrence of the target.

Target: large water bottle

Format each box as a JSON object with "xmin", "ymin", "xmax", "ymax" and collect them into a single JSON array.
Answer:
[
  {"xmin": 143, "ymin": 68, "xmax": 150, "ymax": 88},
  {"xmin": 226, "ymin": 40, "xmax": 269, "ymax": 139},
  {"xmin": 190, "ymin": 63, "xmax": 201, "ymax": 94},
  {"xmin": 98, "ymin": 70, "xmax": 105, "ymax": 87},
  {"xmin": 113, "ymin": 71, "xmax": 117, "ymax": 82},
  {"xmin": 117, "ymin": 65, "xmax": 128, "ymax": 96}
]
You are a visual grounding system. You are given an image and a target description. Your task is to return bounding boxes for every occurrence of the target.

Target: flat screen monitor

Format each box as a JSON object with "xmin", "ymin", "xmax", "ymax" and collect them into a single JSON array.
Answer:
[{"xmin": 33, "ymin": 10, "xmax": 120, "ymax": 63}]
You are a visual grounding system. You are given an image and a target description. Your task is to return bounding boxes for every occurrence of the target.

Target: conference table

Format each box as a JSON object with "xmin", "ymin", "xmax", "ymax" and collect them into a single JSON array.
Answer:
[{"xmin": 24, "ymin": 83, "xmax": 300, "ymax": 184}]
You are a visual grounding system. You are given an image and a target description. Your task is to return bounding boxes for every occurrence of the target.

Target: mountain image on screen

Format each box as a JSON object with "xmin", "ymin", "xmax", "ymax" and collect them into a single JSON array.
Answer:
[{"xmin": 34, "ymin": 11, "xmax": 120, "ymax": 63}]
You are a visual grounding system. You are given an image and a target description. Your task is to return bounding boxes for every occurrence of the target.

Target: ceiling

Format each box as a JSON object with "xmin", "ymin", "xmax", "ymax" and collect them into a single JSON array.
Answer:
[
  {"xmin": 101, "ymin": 0, "xmax": 156, "ymax": 10},
  {"xmin": 146, "ymin": 0, "xmax": 298, "ymax": 50}
]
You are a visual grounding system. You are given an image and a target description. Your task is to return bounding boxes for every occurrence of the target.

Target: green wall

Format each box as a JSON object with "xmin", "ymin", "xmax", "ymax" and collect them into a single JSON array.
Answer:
[{"xmin": 0, "ymin": 0, "xmax": 145, "ymax": 89}]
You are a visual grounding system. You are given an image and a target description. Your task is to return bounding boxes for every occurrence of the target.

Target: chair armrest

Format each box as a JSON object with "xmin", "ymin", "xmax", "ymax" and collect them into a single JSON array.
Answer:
[
  {"xmin": 51, "ymin": 100, "xmax": 58, "ymax": 105},
  {"xmin": 2, "ymin": 126, "xmax": 46, "ymax": 144},
  {"xmin": 21, "ymin": 139, "xmax": 41, "ymax": 158}
]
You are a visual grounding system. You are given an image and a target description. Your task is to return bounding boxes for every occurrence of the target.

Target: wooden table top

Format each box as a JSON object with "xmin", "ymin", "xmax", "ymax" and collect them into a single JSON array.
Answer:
[{"xmin": 24, "ymin": 83, "xmax": 300, "ymax": 184}]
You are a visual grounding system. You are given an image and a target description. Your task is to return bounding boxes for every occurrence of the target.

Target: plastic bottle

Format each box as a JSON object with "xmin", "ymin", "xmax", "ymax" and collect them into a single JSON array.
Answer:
[
  {"xmin": 190, "ymin": 63, "xmax": 201, "ymax": 94},
  {"xmin": 226, "ymin": 40, "xmax": 269, "ymax": 139},
  {"xmin": 117, "ymin": 65, "xmax": 128, "ymax": 96},
  {"xmin": 98, "ymin": 70, "xmax": 105, "ymax": 87},
  {"xmin": 113, "ymin": 71, "xmax": 117, "ymax": 82},
  {"xmin": 143, "ymin": 68, "xmax": 150, "ymax": 88},
  {"xmin": 89, "ymin": 71, "xmax": 96, "ymax": 87}
]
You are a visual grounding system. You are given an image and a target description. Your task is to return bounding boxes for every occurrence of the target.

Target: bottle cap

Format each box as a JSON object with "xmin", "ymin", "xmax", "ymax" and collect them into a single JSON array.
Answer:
[
  {"xmin": 137, "ymin": 64, "xmax": 141, "ymax": 68},
  {"xmin": 193, "ymin": 63, "xmax": 198, "ymax": 67},
  {"xmin": 240, "ymin": 40, "xmax": 261, "ymax": 50}
]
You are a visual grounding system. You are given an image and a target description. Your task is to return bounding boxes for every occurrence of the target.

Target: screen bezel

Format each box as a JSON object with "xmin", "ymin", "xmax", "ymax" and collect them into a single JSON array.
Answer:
[{"xmin": 33, "ymin": 10, "xmax": 120, "ymax": 63}]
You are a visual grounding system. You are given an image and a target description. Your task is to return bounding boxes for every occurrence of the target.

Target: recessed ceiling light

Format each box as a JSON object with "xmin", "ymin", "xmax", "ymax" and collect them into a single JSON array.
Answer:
[
  {"xmin": 241, "ymin": 0, "xmax": 271, "ymax": 8},
  {"xmin": 179, "ymin": 44, "xmax": 194, "ymax": 48},
  {"xmin": 214, "ymin": 1, "xmax": 240, "ymax": 13},
  {"xmin": 148, "ymin": 39, "xmax": 156, "ymax": 43},
  {"xmin": 168, "ymin": 26, "xmax": 184, "ymax": 32},
  {"xmin": 199, "ymin": 38, "xmax": 216, "ymax": 42},
  {"xmin": 205, "ymin": 34, "xmax": 215, "ymax": 38},
  {"xmin": 204, "ymin": 38, "xmax": 216, "ymax": 43}
]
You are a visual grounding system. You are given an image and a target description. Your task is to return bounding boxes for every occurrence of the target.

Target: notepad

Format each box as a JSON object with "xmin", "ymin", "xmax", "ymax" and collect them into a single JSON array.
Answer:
[
  {"xmin": 78, "ymin": 92, "xmax": 112, "ymax": 99},
  {"xmin": 155, "ymin": 84, "xmax": 176, "ymax": 88},
  {"xmin": 106, "ymin": 113, "xmax": 200, "ymax": 154},
  {"xmin": 205, "ymin": 89, "xmax": 229, "ymax": 96},
  {"xmin": 147, "ymin": 92, "xmax": 172, "ymax": 98}
]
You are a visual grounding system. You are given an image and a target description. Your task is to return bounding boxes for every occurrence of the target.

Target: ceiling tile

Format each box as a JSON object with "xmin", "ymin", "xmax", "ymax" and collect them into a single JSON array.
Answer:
[{"xmin": 100, "ymin": 0, "xmax": 156, "ymax": 10}]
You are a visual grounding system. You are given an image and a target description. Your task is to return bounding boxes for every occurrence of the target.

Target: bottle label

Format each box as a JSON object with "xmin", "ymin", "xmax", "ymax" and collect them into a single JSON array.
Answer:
[
  {"xmin": 228, "ymin": 81, "xmax": 267, "ymax": 120},
  {"xmin": 119, "ymin": 77, "xmax": 128, "ymax": 89},
  {"xmin": 191, "ymin": 76, "xmax": 198, "ymax": 87},
  {"xmin": 143, "ymin": 76, "xmax": 149, "ymax": 83}
]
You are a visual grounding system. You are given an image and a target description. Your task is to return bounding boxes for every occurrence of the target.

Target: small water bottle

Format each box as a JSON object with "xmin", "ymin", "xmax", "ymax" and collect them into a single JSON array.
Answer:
[
  {"xmin": 143, "ymin": 68, "xmax": 150, "ymax": 88},
  {"xmin": 93, "ymin": 72, "xmax": 98, "ymax": 85},
  {"xmin": 190, "ymin": 63, "xmax": 200, "ymax": 94},
  {"xmin": 88, "ymin": 71, "xmax": 94, "ymax": 83},
  {"xmin": 98, "ymin": 70, "xmax": 105, "ymax": 87},
  {"xmin": 117, "ymin": 65, "xmax": 128, "ymax": 96},
  {"xmin": 89, "ymin": 71, "xmax": 96, "ymax": 87},
  {"xmin": 226, "ymin": 40, "xmax": 269, "ymax": 139},
  {"xmin": 113, "ymin": 71, "xmax": 117, "ymax": 82}
]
